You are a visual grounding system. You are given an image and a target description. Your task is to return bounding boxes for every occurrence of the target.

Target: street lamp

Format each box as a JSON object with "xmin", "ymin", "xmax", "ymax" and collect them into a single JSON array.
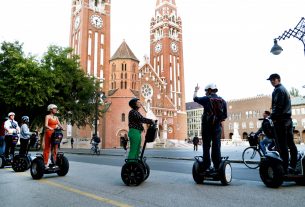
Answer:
[{"xmin": 270, "ymin": 17, "xmax": 305, "ymax": 55}]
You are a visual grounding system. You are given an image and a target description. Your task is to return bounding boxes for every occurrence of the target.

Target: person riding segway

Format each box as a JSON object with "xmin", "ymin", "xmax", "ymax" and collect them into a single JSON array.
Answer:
[
  {"xmin": 259, "ymin": 74, "xmax": 305, "ymax": 188},
  {"xmin": 30, "ymin": 104, "xmax": 69, "ymax": 179},
  {"xmin": 192, "ymin": 83, "xmax": 232, "ymax": 185},
  {"xmin": 11, "ymin": 116, "xmax": 35, "ymax": 172},
  {"xmin": 121, "ymin": 98, "xmax": 156, "ymax": 186},
  {"xmin": 0, "ymin": 112, "xmax": 20, "ymax": 168}
]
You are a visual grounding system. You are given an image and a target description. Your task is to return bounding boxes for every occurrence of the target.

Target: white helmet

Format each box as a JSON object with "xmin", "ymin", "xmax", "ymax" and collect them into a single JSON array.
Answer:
[
  {"xmin": 204, "ymin": 83, "xmax": 218, "ymax": 91},
  {"xmin": 8, "ymin": 112, "xmax": 15, "ymax": 117},
  {"xmin": 47, "ymin": 104, "xmax": 58, "ymax": 111}
]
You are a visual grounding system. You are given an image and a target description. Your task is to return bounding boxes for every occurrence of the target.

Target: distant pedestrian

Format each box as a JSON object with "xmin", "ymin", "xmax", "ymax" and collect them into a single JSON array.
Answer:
[
  {"xmin": 193, "ymin": 136, "xmax": 199, "ymax": 151},
  {"xmin": 71, "ymin": 137, "xmax": 74, "ymax": 149}
]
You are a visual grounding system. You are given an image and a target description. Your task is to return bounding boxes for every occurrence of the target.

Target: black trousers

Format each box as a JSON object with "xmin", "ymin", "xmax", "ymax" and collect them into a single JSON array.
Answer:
[
  {"xmin": 274, "ymin": 118, "xmax": 298, "ymax": 170},
  {"xmin": 4, "ymin": 135, "xmax": 15, "ymax": 158},
  {"xmin": 19, "ymin": 138, "xmax": 29, "ymax": 156},
  {"xmin": 201, "ymin": 119, "xmax": 222, "ymax": 170}
]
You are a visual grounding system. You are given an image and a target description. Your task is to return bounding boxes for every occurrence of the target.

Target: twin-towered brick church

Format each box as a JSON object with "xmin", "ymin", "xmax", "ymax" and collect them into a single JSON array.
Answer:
[{"xmin": 69, "ymin": 0, "xmax": 187, "ymax": 148}]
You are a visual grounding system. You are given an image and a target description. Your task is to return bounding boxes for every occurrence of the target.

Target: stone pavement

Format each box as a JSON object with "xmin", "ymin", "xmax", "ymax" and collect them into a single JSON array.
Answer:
[{"xmin": 57, "ymin": 143, "xmax": 305, "ymax": 163}]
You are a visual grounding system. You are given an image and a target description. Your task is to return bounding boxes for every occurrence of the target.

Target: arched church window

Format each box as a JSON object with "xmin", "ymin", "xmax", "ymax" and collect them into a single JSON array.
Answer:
[
  {"xmin": 112, "ymin": 64, "xmax": 116, "ymax": 72},
  {"xmin": 121, "ymin": 113, "xmax": 125, "ymax": 122}
]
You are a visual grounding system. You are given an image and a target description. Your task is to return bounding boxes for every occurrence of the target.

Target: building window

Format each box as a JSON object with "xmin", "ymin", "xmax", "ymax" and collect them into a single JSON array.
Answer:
[
  {"xmin": 257, "ymin": 121, "xmax": 261, "ymax": 129},
  {"xmin": 242, "ymin": 122, "xmax": 247, "ymax": 129},
  {"xmin": 301, "ymin": 108, "xmax": 305, "ymax": 115},
  {"xmin": 112, "ymin": 63, "xmax": 116, "ymax": 72},
  {"xmin": 249, "ymin": 121, "xmax": 254, "ymax": 129},
  {"xmin": 122, "ymin": 113, "xmax": 125, "ymax": 122},
  {"xmin": 302, "ymin": 118, "xmax": 305, "ymax": 126}
]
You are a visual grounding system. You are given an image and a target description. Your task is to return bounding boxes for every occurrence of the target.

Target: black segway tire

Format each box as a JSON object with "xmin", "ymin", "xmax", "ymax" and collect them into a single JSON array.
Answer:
[
  {"xmin": 0, "ymin": 155, "xmax": 4, "ymax": 168},
  {"xmin": 259, "ymin": 159, "xmax": 284, "ymax": 188},
  {"xmin": 295, "ymin": 159, "xmax": 305, "ymax": 186},
  {"xmin": 219, "ymin": 161, "xmax": 232, "ymax": 186},
  {"xmin": 121, "ymin": 162, "xmax": 145, "ymax": 186},
  {"xmin": 12, "ymin": 155, "xmax": 31, "ymax": 172},
  {"xmin": 30, "ymin": 158, "xmax": 45, "ymax": 180},
  {"xmin": 192, "ymin": 161, "xmax": 204, "ymax": 184},
  {"xmin": 56, "ymin": 156, "xmax": 69, "ymax": 176},
  {"xmin": 143, "ymin": 162, "xmax": 150, "ymax": 181}
]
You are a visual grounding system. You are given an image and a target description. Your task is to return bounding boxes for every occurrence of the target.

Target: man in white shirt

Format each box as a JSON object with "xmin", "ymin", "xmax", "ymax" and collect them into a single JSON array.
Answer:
[{"xmin": 4, "ymin": 112, "xmax": 20, "ymax": 159}]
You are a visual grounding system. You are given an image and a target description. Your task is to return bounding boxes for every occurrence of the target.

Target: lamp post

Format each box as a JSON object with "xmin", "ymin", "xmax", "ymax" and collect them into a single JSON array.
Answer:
[{"xmin": 270, "ymin": 17, "xmax": 305, "ymax": 55}]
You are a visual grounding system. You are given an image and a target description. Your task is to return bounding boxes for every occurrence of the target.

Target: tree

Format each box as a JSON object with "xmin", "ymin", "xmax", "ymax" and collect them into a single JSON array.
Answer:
[
  {"xmin": 289, "ymin": 87, "xmax": 300, "ymax": 97},
  {"xmin": 0, "ymin": 41, "xmax": 99, "ymax": 130}
]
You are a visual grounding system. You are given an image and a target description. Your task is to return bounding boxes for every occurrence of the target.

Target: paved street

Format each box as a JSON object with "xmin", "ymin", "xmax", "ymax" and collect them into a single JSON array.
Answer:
[{"xmin": 1, "ymin": 145, "xmax": 305, "ymax": 207}]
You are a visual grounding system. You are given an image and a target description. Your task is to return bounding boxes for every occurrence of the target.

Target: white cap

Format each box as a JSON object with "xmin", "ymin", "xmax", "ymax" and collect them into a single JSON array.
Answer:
[
  {"xmin": 204, "ymin": 83, "xmax": 218, "ymax": 91},
  {"xmin": 8, "ymin": 112, "xmax": 15, "ymax": 117},
  {"xmin": 47, "ymin": 104, "xmax": 58, "ymax": 111}
]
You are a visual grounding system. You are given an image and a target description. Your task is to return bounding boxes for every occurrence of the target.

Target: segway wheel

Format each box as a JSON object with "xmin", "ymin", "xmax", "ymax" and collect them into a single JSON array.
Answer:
[
  {"xmin": 0, "ymin": 155, "xmax": 4, "ymax": 168},
  {"xmin": 295, "ymin": 159, "xmax": 305, "ymax": 186},
  {"xmin": 192, "ymin": 161, "xmax": 204, "ymax": 184},
  {"xmin": 143, "ymin": 162, "xmax": 150, "ymax": 181},
  {"xmin": 121, "ymin": 162, "xmax": 145, "ymax": 186},
  {"xmin": 30, "ymin": 158, "xmax": 45, "ymax": 180},
  {"xmin": 56, "ymin": 156, "xmax": 69, "ymax": 176},
  {"xmin": 259, "ymin": 159, "xmax": 284, "ymax": 188},
  {"xmin": 219, "ymin": 161, "xmax": 232, "ymax": 186},
  {"xmin": 12, "ymin": 156, "xmax": 30, "ymax": 172}
]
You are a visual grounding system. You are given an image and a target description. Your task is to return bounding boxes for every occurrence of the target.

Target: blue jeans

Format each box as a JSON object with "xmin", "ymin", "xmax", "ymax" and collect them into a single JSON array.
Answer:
[
  {"xmin": 259, "ymin": 136, "xmax": 273, "ymax": 155},
  {"xmin": 201, "ymin": 119, "xmax": 222, "ymax": 170},
  {"xmin": 0, "ymin": 136, "xmax": 5, "ymax": 155}
]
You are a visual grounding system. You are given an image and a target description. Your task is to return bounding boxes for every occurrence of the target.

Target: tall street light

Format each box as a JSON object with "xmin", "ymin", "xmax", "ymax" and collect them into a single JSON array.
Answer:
[{"xmin": 270, "ymin": 17, "xmax": 305, "ymax": 55}]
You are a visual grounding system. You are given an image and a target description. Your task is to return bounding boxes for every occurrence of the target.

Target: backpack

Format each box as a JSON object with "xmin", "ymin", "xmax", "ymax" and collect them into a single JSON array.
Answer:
[
  {"xmin": 208, "ymin": 97, "xmax": 225, "ymax": 123},
  {"xmin": 262, "ymin": 118, "xmax": 273, "ymax": 138}
]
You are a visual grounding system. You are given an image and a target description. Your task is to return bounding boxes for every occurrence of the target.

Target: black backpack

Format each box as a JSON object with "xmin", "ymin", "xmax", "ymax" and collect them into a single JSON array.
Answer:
[{"xmin": 208, "ymin": 97, "xmax": 225, "ymax": 123}]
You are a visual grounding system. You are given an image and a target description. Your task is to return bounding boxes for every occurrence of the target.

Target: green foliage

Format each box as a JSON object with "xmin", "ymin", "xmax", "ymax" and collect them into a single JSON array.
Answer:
[
  {"xmin": 0, "ymin": 41, "xmax": 99, "ymax": 129},
  {"xmin": 289, "ymin": 87, "xmax": 300, "ymax": 97}
]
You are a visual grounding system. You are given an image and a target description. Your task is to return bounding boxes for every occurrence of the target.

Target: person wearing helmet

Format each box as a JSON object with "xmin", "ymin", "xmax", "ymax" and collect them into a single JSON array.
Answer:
[
  {"xmin": 128, "ymin": 98, "xmax": 154, "ymax": 160},
  {"xmin": 4, "ymin": 112, "xmax": 20, "ymax": 159},
  {"xmin": 193, "ymin": 83, "xmax": 227, "ymax": 172},
  {"xmin": 44, "ymin": 104, "xmax": 64, "ymax": 168},
  {"xmin": 19, "ymin": 116, "xmax": 34, "ymax": 156},
  {"xmin": 0, "ymin": 117, "xmax": 7, "ymax": 155}
]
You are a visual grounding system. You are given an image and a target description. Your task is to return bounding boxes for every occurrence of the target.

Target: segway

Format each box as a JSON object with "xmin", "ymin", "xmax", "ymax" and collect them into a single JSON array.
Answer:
[
  {"xmin": 121, "ymin": 121, "xmax": 158, "ymax": 186},
  {"xmin": 30, "ymin": 128, "xmax": 69, "ymax": 180},
  {"xmin": 259, "ymin": 146, "xmax": 305, "ymax": 188},
  {"xmin": 192, "ymin": 156, "xmax": 232, "ymax": 185},
  {"xmin": 0, "ymin": 132, "xmax": 19, "ymax": 169},
  {"xmin": 11, "ymin": 132, "xmax": 38, "ymax": 172}
]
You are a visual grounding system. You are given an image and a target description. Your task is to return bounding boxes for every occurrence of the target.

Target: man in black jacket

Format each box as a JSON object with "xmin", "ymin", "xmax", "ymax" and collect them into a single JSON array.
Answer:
[{"xmin": 267, "ymin": 73, "xmax": 298, "ymax": 173}]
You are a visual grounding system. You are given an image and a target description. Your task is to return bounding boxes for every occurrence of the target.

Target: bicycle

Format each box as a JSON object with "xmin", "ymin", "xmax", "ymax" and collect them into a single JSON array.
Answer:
[
  {"xmin": 90, "ymin": 142, "xmax": 100, "ymax": 155},
  {"xmin": 242, "ymin": 132, "xmax": 264, "ymax": 169}
]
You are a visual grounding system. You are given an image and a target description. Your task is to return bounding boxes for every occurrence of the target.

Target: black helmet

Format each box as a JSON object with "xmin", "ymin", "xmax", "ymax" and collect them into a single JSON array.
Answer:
[{"xmin": 129, "ymin": 98, "xmax": 140, "ymax": 109}]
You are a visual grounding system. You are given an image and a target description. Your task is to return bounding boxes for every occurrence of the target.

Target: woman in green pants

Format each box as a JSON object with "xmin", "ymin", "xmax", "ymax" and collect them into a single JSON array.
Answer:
[{"xmin": 128, "ymin": 98, "xmax": 154, "ymax": 160}]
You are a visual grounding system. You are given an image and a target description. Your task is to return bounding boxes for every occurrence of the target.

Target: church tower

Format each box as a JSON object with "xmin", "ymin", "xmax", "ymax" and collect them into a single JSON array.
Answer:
[
  {"xmin": 69, "ymin": 0, "xmax": 111, "ymax": 91},
  {"xmin": 69, "ymin": 0, "xmax": 111, "ymax": 140},
  {"xmin": 150, "ymin": 0, "xmax": 187, "ymax": 141},
  {"xmin": 104, "ymin": 41, "xmax": 140, "ymax": 148}
]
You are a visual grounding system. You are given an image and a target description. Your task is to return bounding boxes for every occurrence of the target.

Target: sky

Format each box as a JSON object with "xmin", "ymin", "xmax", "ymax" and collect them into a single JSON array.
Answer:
[{"xmin": 0, "ymin": 0, "xmax": 305, "ymax": 102}]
